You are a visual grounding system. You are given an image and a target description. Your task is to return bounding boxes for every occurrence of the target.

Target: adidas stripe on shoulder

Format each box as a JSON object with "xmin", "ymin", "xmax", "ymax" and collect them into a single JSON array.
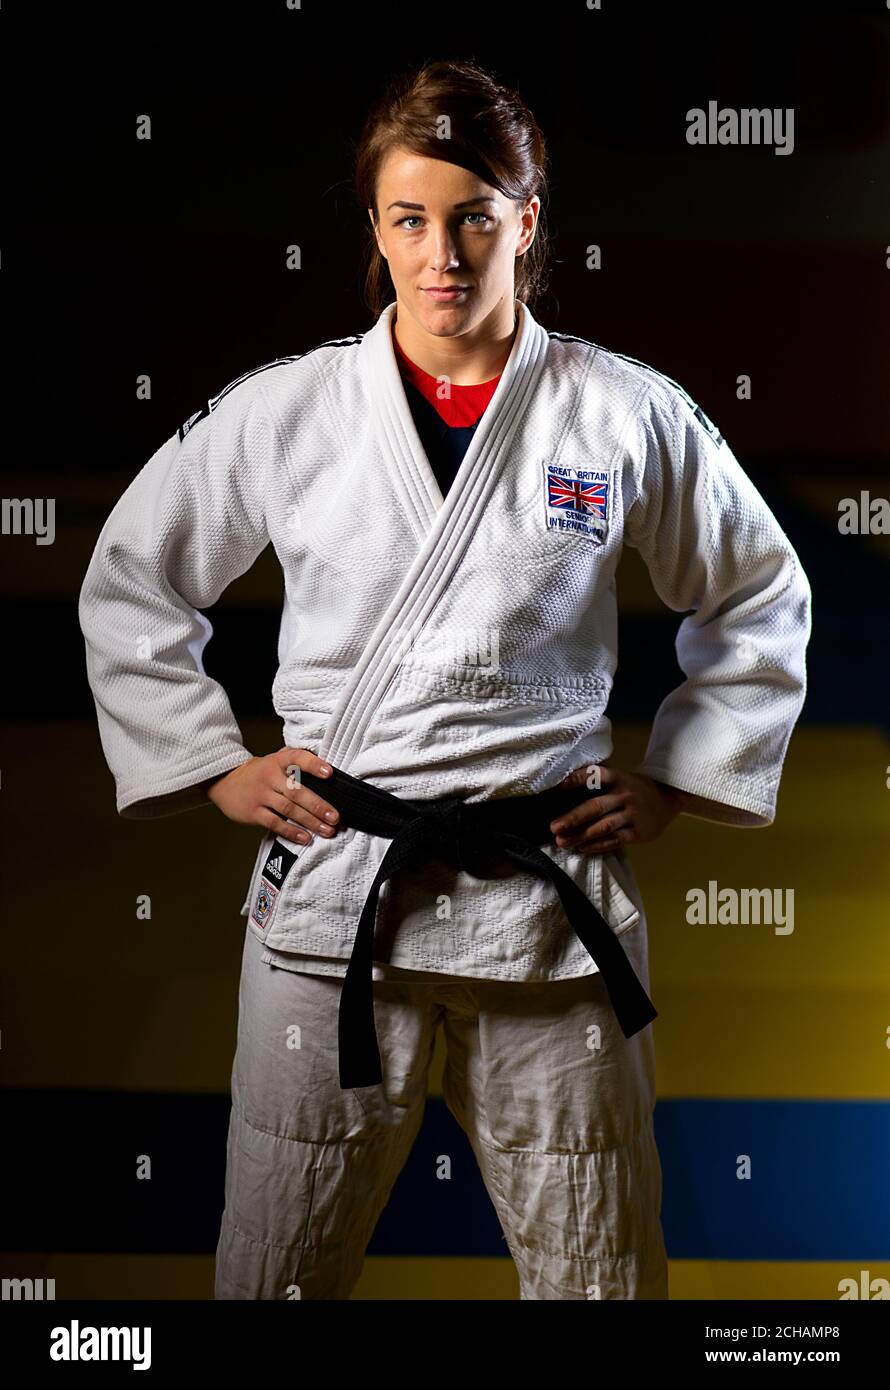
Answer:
[
  {"xmin": 177, "ymin": 333, "xmax": 365, "ymax": 441},
  {"xmin": 548, "ymin": 331, "xmax": 724, "ymax": 447}
]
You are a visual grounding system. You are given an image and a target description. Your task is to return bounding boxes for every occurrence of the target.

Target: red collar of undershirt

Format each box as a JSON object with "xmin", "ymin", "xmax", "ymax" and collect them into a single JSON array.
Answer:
[{"xmin": 391, "ymin": 324, "xmax": 501, "ymax": 428}]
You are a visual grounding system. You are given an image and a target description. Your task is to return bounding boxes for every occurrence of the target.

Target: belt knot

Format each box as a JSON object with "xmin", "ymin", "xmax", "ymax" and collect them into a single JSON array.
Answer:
[{"xmin": 424, "ymin": 796, "xmax": 479, "ymax": 874}]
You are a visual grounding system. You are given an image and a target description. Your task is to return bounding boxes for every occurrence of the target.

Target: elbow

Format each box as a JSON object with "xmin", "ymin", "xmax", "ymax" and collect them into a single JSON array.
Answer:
[
  {"xmin": 797, "ymin": 559, "xmax": 813, "ymax": 635},
  {"xmin": 787, "ymin": 554, "xmax": 813, "ymax": 663}
]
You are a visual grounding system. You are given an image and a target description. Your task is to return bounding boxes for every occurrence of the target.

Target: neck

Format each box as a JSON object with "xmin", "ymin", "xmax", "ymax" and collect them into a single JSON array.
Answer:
[{"xmin": 391, "ymin": 295, "xmax": 519, "ymax": 386}]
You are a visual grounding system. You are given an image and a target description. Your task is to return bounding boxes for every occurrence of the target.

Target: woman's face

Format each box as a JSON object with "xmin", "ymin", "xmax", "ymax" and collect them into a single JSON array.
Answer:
[{"xmin": 369, "ymin": 146, "xmax": 538, "ymax": 338}]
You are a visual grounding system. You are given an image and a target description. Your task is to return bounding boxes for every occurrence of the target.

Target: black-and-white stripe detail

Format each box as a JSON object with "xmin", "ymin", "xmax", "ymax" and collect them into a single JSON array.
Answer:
[
  {"xmin": 548, "ymin": 331, "xmax": 724, "ymax": 447},
  {"xmin": 177, "ymin": 333, "xmax": 365, "ymax": 441}
]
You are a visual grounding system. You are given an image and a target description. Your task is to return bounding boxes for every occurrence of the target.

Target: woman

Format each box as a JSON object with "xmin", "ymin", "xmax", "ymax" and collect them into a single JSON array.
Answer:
[{"xmin": 78, "ymin": 59, "xmax": 811, "ymax": 1300}]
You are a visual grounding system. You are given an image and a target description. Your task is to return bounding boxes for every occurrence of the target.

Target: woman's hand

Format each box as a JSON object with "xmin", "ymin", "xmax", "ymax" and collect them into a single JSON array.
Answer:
[
  {"xmin": 204, "ymin": 747, "xmax": 343, "ymax": 847},
  {"xmin": 549, "ymin": 764, "xmax": 686, "ymax": 855}
]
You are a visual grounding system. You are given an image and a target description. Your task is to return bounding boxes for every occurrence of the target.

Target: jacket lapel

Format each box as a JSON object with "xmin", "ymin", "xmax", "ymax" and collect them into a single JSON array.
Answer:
[{"xmin": 322, "ymin": 298, "xmax": 549, "ymax": 768}]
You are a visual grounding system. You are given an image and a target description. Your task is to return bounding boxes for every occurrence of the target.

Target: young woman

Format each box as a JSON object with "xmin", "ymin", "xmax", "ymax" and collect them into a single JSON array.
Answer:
[{"xmin": 78, "ymin": 59, "xmax": 811, "ymax": 1300}]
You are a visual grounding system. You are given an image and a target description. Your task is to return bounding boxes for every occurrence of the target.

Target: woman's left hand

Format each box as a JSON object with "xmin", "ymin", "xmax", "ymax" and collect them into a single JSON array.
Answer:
[{"xmin": 549, "ymin": 764, "xmax": 685, "ymax": 855}]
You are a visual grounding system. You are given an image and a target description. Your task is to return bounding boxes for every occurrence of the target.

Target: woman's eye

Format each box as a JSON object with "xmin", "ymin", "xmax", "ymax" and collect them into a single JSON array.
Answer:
[{"xmin": 395, "ymin": 213, "xmax": 491, "ymax": 229}]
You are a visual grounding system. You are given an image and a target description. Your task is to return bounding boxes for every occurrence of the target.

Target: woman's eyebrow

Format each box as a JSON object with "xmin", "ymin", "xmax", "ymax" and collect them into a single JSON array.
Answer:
[{"xmin": 385, "ymin": 196, "xmax": 497, "ymax": 211}]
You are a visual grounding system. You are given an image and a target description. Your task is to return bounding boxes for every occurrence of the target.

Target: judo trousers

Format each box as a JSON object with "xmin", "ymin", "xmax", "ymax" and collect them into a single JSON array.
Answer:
[{"xmin": 214, "ymin": 916, "xmax": 669, "ymax": 1301}]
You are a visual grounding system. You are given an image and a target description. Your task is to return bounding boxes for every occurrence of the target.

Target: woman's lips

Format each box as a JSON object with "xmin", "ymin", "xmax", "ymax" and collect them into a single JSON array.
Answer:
[{"xmin": 422, "ymin": 287, "xmax": 470, "ymax": 301}]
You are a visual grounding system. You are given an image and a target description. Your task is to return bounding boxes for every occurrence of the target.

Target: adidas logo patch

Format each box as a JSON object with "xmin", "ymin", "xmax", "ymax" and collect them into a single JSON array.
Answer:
[
  {"xmin": 265, "ymin": 855, "xmax": 284, "ymax": 881},
  {"xmin": 250, "ymin": 838, "xmax": 300, "ymax": 932}
]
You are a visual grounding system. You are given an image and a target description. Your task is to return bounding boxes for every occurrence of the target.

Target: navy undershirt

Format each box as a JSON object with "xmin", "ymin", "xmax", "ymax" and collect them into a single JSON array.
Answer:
[
  {"xmin": 402, "ymin": 383, "xmax": 482, "ymax": 500},
  {"xmin": 392, "ymin": 326, "xmax": 502, "ymax": 501}
]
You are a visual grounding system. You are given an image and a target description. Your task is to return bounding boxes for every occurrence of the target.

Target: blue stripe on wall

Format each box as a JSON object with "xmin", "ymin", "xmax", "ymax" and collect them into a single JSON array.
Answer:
[
  {"xmin": 2, "ymin": 1091, "xmax": 888, "ymax": 1260},
  {"xmin": 656, "ymin": 1098, "xmax": 890, "ymax": 1261}
]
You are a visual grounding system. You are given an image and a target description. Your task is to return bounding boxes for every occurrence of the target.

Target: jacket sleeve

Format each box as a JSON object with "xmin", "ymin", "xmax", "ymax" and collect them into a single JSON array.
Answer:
[
  {"xmin": 622, "ymin": 383, "xmax": 812, "ymax": 827},
  {"xmin": 77, "ymin": 379, "xmax": 277, "ymax": 818}
]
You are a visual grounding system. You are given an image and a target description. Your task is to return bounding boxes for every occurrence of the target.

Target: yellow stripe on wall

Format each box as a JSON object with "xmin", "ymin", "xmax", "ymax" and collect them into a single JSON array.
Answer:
[{"xmin": 9, "ymin": 1253, "xmax": 887, "ymax": 1301}]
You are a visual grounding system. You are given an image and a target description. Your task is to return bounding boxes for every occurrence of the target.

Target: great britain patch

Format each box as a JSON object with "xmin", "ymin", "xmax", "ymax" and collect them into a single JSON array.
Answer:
[{"xmin": 543, "ymin": 461, "xmax": 610, "ymax": 544}]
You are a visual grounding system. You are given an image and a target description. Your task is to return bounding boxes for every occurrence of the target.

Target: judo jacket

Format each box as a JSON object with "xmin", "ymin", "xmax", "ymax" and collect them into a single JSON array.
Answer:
[{"xmin": 77, "ymin": 299, "xmax": 812, "ymax": 982}]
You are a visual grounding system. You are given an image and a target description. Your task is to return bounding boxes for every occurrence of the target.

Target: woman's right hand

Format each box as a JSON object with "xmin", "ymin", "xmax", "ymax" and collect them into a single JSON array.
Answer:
[{"xmin": 204, "ymin": 747, "xmax": 342, "ymax": 846}]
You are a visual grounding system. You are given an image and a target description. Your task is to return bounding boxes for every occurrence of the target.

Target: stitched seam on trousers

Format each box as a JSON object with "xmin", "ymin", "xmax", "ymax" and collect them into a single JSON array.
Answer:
[
  {"xmin": 508, "ymin": 1233, "xmax": 649, "ymax": 1264},
  {"xmin": 471, "ymin": 1133, "xmax": 653, "ymax": 1264},
  {"xmin": 466, "ymin": 1153, "xmax": 650, "ymax": 1265},
  {"xmin": 464, "ymin": 1132, "xmax": 524, "ymax": 1269},
  {"xmin": 472, "ymin": 1143, "xmax": 649, "ymax": 1267},
  {"xmin": 224, "ymin": 1215, "xmax": 327, "ymax": 1258},
  {"xmin": 233, "ymin": 1101, "xmax": 367, "ymax": 1148},
  {"xmin": 474, "ymin": 1130, "xmax": 655, "ymax": 1158},
  {"xmin": 227, "ymin": 1104, "xmax": 325, "ymax": 1272},
  {"xmin": 464, "ymin": 1075, "xmax": 528, "ymax": 1268}
]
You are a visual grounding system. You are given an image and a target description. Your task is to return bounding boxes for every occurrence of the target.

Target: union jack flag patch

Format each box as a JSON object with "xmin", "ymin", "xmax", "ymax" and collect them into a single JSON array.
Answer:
[{"xmin": 543, "ymin": 462, "xmax": 610, "ymax": 544}]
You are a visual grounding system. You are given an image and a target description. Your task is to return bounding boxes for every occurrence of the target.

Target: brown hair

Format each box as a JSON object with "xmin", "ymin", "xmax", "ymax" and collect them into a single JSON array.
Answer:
[{"xmin": 353, "ymin": 59, "xmax": 550, "ymax": 319}]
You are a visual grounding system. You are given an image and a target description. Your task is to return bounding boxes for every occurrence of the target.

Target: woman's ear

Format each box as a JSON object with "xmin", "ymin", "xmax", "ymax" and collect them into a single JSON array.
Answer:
[{"xmin": 367, "ymin": 208, "xmax": 386, "ymax": 260}]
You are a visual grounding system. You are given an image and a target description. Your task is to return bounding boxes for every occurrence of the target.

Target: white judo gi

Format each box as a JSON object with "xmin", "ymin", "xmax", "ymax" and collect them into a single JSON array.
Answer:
[{"xmin": 78, "ymin": 299, "xmax": 811, "ymax": 1299}]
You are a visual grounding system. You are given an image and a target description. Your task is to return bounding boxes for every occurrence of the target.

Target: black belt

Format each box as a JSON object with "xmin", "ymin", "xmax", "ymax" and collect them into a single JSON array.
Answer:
[{"xmin": 298, "ymin": 765, "xmax": 657, "ymax": 1089}]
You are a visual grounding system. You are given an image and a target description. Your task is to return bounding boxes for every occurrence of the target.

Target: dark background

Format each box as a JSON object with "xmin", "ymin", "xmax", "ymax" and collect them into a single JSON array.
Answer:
[
  {"xmin": 3, "ymin": 1, "xmax": 888, "ymax": 726},
  {"xmin": 1, "ymin": 0, "xmax": 888, "ymax": 1302}
]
